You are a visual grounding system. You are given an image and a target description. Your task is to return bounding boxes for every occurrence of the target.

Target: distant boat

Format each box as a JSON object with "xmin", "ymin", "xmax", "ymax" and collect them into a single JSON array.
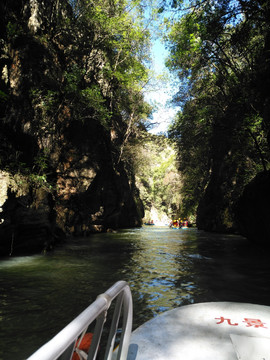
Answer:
[
  {"xmin": 144, "ymin": 221, "xmax": 155, "ymax": 225},
  {"xmin": 170, "ymin": 220, "xmax": 189, "ymax": 229}
]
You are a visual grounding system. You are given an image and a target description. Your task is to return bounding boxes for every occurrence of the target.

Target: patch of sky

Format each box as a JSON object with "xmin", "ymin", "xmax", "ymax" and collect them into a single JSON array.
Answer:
[
  {"xmin": 144, "ymin": 37, "xmax": 181, "ymax": 135},
  {"xmin": 142, "ymin": 4, "xmax": 182, "ymax": 135}
]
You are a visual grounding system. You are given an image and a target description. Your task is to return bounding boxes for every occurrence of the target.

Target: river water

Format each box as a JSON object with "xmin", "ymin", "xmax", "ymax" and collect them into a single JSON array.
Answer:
[{"xmin": 0, "ymin": 226, "xmax": 270, "ymax": 359}]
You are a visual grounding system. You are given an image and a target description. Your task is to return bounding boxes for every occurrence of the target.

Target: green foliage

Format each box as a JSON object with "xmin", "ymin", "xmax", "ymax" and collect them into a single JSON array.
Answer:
[
  {"xmin": 64, "ymin": 64, "xmax": 83, "ymax": 94},
  {"xmin": 165, "ymin": 0, "xmax": 270, "ymax": 226},
  {"xmin": 28, "ymin": 149, "xmax": 54, "ymax": 191},
  {"xmin": 6, "ymin": 21, "xmax": 22, "ymax": 39},
  {"xmin": 81, "ymin": 86, "xmax": 112, "ymax": 126},
  {"xmin": 29, "ymin": 88, "xmax": 59, "ymax": 140},
  {"xmin": 0, "ymin": 90, "xmax": 9, "ymax": 102},
  {"xmin": 124, "ymin": 133, "xmax": 182, "ymax": 221},
  {"xmin": 4, "ymin": 148, "xmax": 54, "ymax": 193},
  {"xmin": 168, "ymin": 103, "xmax": 212, "ymax": 217},
  {"xmin": 60, "ymin": 0, "xmax": 152, "ymax": 139},
  {"xmin": 6, "ymin": 21, "xmax": 17, "ymax": 37},
  {"xmin": 2, "ymin": 0, "xmax": 154, "ymax": 203}
]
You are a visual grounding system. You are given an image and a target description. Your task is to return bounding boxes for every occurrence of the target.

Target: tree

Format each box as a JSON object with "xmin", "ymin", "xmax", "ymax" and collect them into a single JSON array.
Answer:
[
  {"xmin": 166, "ymin": 0, "xmax": 270, "ymax": 229},
  {"xmin": 0, "ymin": 0, "xmax": 153, "ymax": 245},
  {"xmin": 124, "ymin": 132, "xmax": 182, "ymax": 222}
]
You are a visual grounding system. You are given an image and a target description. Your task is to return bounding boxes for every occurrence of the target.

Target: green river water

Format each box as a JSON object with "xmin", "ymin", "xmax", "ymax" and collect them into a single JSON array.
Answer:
[{"xmin": 0, "ymin": 226, "xmax": 270, "ymax": 359}]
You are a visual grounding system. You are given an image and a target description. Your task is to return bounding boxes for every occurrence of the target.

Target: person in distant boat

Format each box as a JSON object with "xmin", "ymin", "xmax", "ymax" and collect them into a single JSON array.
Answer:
[{"xmin": 182, "ymin": 219, "xmax": 188, "ymax": 228}]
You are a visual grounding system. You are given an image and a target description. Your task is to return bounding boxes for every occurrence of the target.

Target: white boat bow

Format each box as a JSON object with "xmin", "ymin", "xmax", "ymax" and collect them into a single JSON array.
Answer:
[
  {"xmin": 126, "ymin": 302, "xmax": 270, "ymax": 360},
  {"xmin": 27, "ymin": 282, "xmax": 270, "ymax": 360}
]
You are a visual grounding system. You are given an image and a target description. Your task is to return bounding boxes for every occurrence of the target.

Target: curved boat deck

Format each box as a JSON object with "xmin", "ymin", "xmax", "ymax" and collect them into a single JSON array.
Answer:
[{"xmin": 126, "ymin": 302, "xmax": 270, "ymax": 360}]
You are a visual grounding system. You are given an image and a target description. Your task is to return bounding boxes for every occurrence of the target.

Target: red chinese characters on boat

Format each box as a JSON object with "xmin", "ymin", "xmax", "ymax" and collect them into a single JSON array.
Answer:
[{"xmin": 215, "ymin": 316, "xmax": 267, "ymax": 329}]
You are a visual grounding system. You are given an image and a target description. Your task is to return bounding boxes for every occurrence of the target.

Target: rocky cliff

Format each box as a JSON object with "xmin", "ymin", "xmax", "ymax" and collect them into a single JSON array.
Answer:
[
  {"xmin": 0, "ymin": 0, "xmax": 144, "ymax": 256},
  {"xmin": 234, "ymin": 170, "xmax": 270, "ymax": 245}
]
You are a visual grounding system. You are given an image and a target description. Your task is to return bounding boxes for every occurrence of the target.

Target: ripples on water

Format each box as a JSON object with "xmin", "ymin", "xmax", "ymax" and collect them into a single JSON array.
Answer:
[{"xmin": 0, "ymin": 227, "xmax": 270, "ymax": 359}]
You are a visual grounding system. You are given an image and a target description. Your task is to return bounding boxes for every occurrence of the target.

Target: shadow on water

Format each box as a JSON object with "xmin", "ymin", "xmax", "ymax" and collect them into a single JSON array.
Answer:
[{"xmin": 0, "ymin": 226, "xmax": 270, "ymax": 359}]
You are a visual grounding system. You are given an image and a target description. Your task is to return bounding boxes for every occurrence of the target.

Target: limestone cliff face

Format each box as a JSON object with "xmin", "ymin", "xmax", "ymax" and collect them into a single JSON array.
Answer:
[
  {"xmin": 234, "ymin": 171, "xmax": 270, "ymax": 245},
  {"xmin": 54, "ymin": 120, "xmax": 144, "ymax": 235},
  {"xmin": 0, "ymin": 0, "xmax": 143, "ymax": 256},
  {"xmin": 196, "ymin": 120, "xmax": 240, "ymax": 234}
]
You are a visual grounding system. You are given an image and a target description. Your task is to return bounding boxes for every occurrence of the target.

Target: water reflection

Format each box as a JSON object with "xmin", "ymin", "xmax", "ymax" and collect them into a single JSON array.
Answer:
[
  {"xmin": 0, "ymin": 227, "xmax": 270, "ymax": 359},
  {"xmin": 124, "ymin": 228, "xmax": 199, "ymax": 320}
]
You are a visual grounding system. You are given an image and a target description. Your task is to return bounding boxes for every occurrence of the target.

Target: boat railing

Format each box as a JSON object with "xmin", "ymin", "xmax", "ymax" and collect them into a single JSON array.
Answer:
[{"xmin": 27, "ymin": 280, "xmax": 133, "ymax": 360}]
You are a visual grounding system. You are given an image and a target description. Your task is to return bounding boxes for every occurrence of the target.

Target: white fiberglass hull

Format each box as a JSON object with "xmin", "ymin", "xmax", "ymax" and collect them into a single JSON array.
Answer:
[{"xmin": 126, "ymin": 302, "xmax": 270, "ymax": 360}]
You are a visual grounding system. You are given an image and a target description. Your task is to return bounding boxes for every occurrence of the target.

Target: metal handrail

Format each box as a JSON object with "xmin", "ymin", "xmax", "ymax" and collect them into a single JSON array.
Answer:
[{"xmin": 27, "ymin": 281, "xmax": 133, "ymax": 360}]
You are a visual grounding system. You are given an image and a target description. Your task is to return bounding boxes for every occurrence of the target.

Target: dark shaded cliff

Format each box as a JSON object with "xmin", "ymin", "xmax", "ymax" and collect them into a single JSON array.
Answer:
[
  {"xmin": 234, "ymin": 171, "xmax": 270, "ymax": 245},
  {"xmin": 0, "ymin": 0, "xmax": 146, "ymax": 256},
  {"xmin": 167, "ymin": 0, "xmax": 270, "ymax": 245}
]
